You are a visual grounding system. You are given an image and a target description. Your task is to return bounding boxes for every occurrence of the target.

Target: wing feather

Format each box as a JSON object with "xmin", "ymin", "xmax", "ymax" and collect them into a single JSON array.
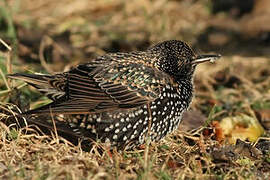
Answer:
[{"xmin": 11, "ymin": 53, "xmax": 172, "ymax": 114}]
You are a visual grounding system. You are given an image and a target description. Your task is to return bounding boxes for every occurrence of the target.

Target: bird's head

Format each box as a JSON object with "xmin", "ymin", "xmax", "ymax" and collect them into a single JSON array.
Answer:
[{"xmin": 149, "ymin": 40, "xmax": 221, "ymax": 81}]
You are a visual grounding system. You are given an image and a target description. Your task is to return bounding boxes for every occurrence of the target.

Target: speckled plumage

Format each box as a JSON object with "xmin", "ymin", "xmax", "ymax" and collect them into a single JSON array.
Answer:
[{"xmin": 8, "ymin": 40, "xmax": 220, "ymax": 149}]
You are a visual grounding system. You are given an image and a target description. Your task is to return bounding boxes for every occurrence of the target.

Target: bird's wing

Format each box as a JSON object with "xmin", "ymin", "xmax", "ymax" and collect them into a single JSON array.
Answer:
[
  {"xmin": 44, "ymin": 54, "xmax": 171, "ymax": 114},
  {"xmin": 10, "ymin": 53, "xmax": 172, "ymax": 114}
]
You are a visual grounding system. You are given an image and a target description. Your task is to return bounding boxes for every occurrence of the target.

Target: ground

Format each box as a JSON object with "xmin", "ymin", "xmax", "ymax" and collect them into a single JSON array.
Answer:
[{"xmin": 0, "ymin": 0, "xmax": 270, "ymax": 179}]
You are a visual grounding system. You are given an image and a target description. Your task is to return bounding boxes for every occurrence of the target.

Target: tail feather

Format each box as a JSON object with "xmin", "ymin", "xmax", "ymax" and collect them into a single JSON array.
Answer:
[
  {"xmin": 7, "ymin": 73, "xmax": 66, "ymax": 101},
  {"xmin": 7, "ymin": 73, "xmax": 53, "ymax": 88}
]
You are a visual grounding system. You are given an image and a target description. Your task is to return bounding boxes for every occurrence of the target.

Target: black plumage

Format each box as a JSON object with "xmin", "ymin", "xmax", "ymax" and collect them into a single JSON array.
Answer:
[{"xmin": 8, "ymin": 40, "xmax": 221, "ymax": 149}]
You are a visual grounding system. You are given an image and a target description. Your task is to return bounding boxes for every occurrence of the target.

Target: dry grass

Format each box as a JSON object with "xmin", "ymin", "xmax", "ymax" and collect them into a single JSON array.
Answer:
[{"xmin": 0, "ymin": 0, "xmax": 270, "ymax": 179}]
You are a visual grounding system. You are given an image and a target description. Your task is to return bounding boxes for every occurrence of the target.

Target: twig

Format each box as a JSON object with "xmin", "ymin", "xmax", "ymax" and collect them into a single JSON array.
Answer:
[
  {"xmin": 144, "ymin": 103, "xmax": 152, "ymax": 174},
  {"xmin": 50, "ymin": 107, "xmax": 59, "ymax": 144},
  {"xmin": 0, "ymin": 68, "xmax": 10, "ymax": 90},
  {"xmin": 0, "ymin": 38, "xmax": 13, "ymax": 89},
  {"xmin": 39, "ymin": 36, "xmax": 55, "ymax": 74},
  {"xmin": 0, "ymin": 38, "xmax": 12, "ymax": 51}
]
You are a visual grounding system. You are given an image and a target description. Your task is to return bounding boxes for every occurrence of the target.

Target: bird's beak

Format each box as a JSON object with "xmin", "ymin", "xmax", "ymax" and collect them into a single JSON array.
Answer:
[{"xmin": 191, "ymin": 54, "xmax": 221, "ymax": 65}]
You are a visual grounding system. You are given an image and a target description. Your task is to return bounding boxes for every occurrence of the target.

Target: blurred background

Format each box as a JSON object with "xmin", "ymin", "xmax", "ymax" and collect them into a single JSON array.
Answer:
[
  {"xmin": 1, "ymin": 0, "xmax": 270, "ymax": 64},
  {"xmin": 0, "ymin": 0, "xmax": 269, "ymax": 140},
  {"xmin": 1, "ymin": 0, "xmax": 270, "ymax": 63}
]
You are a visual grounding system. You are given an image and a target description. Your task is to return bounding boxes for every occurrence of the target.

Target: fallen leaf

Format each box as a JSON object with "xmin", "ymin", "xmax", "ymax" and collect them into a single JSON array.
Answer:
[
  {"xmin": 212, "ymin": 121, "xmax": 225, "ymax": 143},
  {"xmin": 219, "ymin": 114, "xmax": 264, "ymax": 144}
]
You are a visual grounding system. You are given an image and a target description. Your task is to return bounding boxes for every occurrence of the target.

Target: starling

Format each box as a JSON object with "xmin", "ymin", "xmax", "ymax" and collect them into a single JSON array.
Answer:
[{"xmin": 8, "ymin": 40, "xmax": 221, "ymax": 149}]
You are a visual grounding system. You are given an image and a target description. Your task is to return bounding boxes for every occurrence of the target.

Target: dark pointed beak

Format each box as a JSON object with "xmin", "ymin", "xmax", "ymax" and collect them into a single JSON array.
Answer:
[{"xmin": 191, "ymin": 54, "xmax": 221, "ymax": 65}]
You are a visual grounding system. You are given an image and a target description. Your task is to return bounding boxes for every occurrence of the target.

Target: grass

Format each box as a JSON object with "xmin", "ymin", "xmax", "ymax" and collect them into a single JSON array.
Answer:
[{"xmin": 0, "ymin": 0, "xmax": 270, "ymax": 179}]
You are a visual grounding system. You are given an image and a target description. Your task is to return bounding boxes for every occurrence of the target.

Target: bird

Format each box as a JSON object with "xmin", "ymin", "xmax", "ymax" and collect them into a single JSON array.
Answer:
[{"xmin": 8, "ymin": 40, "xmax": 221, "ymax": 149}]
